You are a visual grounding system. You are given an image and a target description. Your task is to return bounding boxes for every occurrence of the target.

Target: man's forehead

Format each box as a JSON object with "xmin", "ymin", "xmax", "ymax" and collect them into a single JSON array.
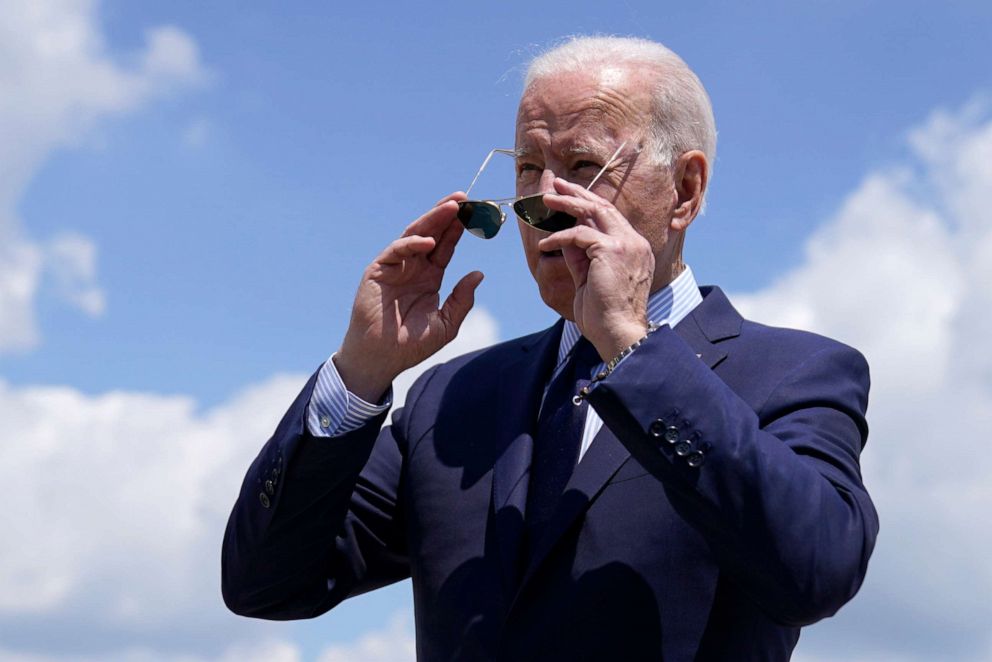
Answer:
[
  {"xmin": 514, "ymin": 64, "xmax": 655, "ymax": 151},
  {"xmin": 514, "ymin": 98, "xmax": 629, "ymax": 156}
]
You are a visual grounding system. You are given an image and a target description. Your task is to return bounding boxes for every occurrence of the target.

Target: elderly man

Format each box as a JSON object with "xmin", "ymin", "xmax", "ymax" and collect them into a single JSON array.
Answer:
[{"xmin": 222, "ymin": 36, "xmax": 877, "ymax": 661}]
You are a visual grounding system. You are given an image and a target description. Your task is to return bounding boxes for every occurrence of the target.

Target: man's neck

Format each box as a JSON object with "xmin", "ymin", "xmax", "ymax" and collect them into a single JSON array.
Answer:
[{"xmin": 650, "ymin": 259, "xmax": 686, "ymax": 294}]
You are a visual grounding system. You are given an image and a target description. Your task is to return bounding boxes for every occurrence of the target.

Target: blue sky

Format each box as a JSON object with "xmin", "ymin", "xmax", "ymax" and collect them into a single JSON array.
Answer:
[{"xmin": 2, "ymin": 1, "xmax": 992, "ymax": 660}]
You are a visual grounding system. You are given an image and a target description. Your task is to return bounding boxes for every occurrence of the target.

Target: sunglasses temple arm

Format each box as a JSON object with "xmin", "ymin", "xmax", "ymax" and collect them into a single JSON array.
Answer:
[
  {"xmin": 465, "ymin": 148, "xmax": 516, "ymax": 197},
  {"xmin": 586, "ymin": 140, "xmax": 628, "ymax": 190}
]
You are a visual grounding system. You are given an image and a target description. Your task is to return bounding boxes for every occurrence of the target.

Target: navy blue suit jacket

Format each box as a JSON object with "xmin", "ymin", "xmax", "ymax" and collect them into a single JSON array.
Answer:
[{"xmin": 222, "ymin": 287, "xmax": 877, "ymax": 661}]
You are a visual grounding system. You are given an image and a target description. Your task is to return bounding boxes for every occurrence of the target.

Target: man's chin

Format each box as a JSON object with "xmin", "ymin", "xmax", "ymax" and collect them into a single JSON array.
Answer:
[{"xmin": 536, "ymin": 281, "xmax": 575, "ymax": 321}]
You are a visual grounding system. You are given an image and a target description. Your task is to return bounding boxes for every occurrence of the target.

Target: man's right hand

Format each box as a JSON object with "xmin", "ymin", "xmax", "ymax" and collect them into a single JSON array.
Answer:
[{"xmin": 333, "ymin": 192, "xmax": 484, "ymax": 403}]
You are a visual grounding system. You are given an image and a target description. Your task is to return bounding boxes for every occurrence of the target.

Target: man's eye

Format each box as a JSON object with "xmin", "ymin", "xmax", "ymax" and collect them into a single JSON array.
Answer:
[
  {"xmin": 574, "ymin": 160, "xmax": 599, "ymax": 170},
  {"xmin": 517, "ymin": 163, "xmax": 541, "ymax": 178}
]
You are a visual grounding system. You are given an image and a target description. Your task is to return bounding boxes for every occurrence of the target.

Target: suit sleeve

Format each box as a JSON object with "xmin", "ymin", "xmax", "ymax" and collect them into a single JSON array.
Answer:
[
  {"xmin": 586, "ymin": 325, "xmax": 878, "ymax": 627},
  {"xmin": 221, "ymin": 366, "xmax": 436, "ymax": 620}
]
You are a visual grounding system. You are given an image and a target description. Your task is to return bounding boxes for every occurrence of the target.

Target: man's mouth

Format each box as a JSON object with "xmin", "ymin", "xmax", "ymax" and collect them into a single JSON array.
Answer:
[{"xmin": 541, "ymin": 249, "xmax": 563, "ymax": 257}]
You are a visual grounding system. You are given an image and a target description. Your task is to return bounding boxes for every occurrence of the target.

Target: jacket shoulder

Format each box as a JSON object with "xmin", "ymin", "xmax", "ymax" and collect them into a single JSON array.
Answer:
[
  {"xmin": 431, "ymin": 327, "xmax": 552, "ymax": 376},
  {"xmin": 397, "ymin": 325, "xmax": 556, "ymax": 413},
  {"xmin": 700, "ymin": 286, "xmax": 868, "ymax": 370}
]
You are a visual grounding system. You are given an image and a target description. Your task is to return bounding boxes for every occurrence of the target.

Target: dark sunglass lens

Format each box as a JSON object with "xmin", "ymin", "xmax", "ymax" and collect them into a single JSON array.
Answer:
[
  {"xmin": 457, "ymin": 201, "xmax": 502, "ymax": 239},
  {"xmin": 512, "ymin": 195, "xmax": 577, "ymax": 232}
]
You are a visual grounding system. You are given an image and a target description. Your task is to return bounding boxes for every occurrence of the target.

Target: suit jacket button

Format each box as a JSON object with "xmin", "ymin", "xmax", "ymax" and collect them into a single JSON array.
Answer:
[
  {"xmin": 664, "ymin": 427, "xmax": 680, "ymax": 444},
  {"xmin": 687, "ymin": 450, "xmax": 706, "ymax": 467},
  {"xmin": 648, "ymin": 419, "xmax": 667, "ymax": 437},
  {"xmin": 675, "ymin": 440, "xmax": 693, "ymax": 457},
  {"xmin": 259, "ymin": 492, "xmax": 271, "ymax": 508},
  {"xmin": 264, "ymin": 479, "xmax": 276, "ymax": 495}
]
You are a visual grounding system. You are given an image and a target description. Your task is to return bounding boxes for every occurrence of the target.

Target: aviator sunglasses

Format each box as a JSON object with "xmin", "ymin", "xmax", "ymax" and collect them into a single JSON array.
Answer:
[{"xmin": 456, "ymin": 141, "xmax": 628, "ymax": 239}]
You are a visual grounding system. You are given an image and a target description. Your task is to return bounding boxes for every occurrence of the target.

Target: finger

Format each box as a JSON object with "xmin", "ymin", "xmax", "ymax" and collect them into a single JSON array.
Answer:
[
  {"xmin": 430, "ymin": 213, "xmax": 466, "ymax": 269},
  {"xmin": 401, "ymin": 199, "xmax": 460, "ymax": 239},
  {"xmin": 543, "ymin": 188, "xmax": 621, "ymax": 233},
  {"xmin": 439, "ymin": 270, "xmax": 484, "ymax": 339},
  {"xmin": 537, "ymin": 224, "xmax": 607, "ymax": 253},
  {"xmin": 377, "ymin": 235, "xmax": 436, "ymax": 265},
  {"xmin": 551, "ymin": 176, "xmax": 607, "ymax": 203},
  {"xmin": 543, "ymin": 178, "xmax": 630, "ymax": 233}
]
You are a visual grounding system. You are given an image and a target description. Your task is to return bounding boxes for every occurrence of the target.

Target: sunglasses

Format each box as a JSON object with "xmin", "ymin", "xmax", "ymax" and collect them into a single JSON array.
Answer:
[{"xmin": 456, "ymin": 141, "xmax": 628, "ymax": 239}]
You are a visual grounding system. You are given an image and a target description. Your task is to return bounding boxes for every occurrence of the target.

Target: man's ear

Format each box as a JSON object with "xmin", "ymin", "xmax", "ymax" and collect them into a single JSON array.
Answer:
[{"xmin": 670, "ymin": 150, "xmax": 708, "ymax": 231}]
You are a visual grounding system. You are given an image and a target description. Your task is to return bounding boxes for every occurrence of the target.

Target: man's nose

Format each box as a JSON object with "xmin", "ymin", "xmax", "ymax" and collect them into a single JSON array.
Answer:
[{"xmin": 538, "ymin": 168, "xmax": 558, "ymax": 193}]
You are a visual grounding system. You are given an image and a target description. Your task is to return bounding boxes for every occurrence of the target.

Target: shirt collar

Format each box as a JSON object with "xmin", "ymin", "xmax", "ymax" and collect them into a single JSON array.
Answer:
[{"xmin": 557, "ymin": 265, "xmax": 703, "ymax": 366}]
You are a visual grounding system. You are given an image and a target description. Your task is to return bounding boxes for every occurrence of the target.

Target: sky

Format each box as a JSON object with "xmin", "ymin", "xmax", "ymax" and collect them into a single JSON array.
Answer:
[{"xmin": 1, "ymin": 0, "xmax": 991, "ymax": 660}]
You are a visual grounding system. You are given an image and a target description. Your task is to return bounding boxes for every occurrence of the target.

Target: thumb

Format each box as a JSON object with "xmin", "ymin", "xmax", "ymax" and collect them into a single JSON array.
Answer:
[{"xmin": 439, "ymin": 271, "xmax": 484, "ymax": 341}]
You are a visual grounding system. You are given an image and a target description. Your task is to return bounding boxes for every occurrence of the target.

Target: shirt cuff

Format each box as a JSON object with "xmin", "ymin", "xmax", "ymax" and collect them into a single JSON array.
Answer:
[{"xmin": 307, "ymin": 354, "xmax": 392, "ymax": 437}]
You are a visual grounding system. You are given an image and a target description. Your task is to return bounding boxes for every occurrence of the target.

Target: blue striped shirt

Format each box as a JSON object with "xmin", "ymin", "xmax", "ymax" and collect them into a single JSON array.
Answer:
[
  {"xmin": 307, "ymin": 266, "xmax": 702, "ymax": 441},
  {"xmin": 307, "ymin": 353, "xmax": 393, "ymax": 437}
]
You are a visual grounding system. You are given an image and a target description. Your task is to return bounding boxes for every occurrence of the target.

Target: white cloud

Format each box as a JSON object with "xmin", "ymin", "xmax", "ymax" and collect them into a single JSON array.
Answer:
[
  {"xmin": 213, "ymin": 640, "xmax": 301, "ymax": 662},
  {"xmin": 0, "ymin": 638, "xmax": 302, "ymax": 662},
  {"xmin": 140, "ymin": 26, "xmax": 210, "ymax": 86},
  {"xmin": 0, "ymin": 374, "xmax": 305, "ymax": 618},
  {"xmin": 0, "ymin": 239, "xmax": 43, "ymax": 350},
  {"xmin": 0, "ymin": 305, "xmax": 497, "ymax": 659},
  {"xmin": 316, "ymin": 610, "xmax": 416, "ymax": 662},
  {"xmin": 792, "ymin": 653, "xmax": 915, "ymax": 662},
  {"xmin": 0, "ymin": 371, "xmax": 318, "ymax": 658},
  {"xmin": 0, "ymin": 0, "xmax": 208, "ymax": 352},
  {"xmin": 44, "ymin": 232, "xmax": 105, "ymax": 316},
  {"xmin": 734, "ymin": 101, "xmax": 992, "ymax": 660}
]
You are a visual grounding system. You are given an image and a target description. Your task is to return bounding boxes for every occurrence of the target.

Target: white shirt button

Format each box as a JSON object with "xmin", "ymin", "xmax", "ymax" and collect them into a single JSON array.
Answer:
[{"xmin": 320, "ymin": 415, "xmax": 332, "ymax": 429}]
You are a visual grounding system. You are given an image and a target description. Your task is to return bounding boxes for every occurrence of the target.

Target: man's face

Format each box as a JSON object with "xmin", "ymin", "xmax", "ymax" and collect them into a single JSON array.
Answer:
[{"xmin": 514, "ymin": 65, "xmax": 679, "ymax": 320}]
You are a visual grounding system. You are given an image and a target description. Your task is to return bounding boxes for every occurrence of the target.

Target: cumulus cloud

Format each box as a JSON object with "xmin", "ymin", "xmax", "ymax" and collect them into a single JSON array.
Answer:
[
  {"xmin": 316, "ymin": 610, "xmax": 416, "ymax": 662},
  {"xmin": 44, "ymin": 232, "xmax": 105, "ymax": 316},
  {"xmin": 735, "ymin": 101, "xmax": 992, "ymax": 661},
  {"xmin": 0, "ymin": 639, "xmax": 302, "ymax": 662},
  {"xmin": 0, "ymin": 239, "xmax": 42, "ymax": 350},
  {"xmin": 0, "ymin": 374, "xmax": 305, "ymax": 621},
  {"xmin": 0, "ymin": 307, "xmax": 497, "ymax": 660},
  {"xmin": 0, "ymin": 0, "xmax": 208, "ymax": 352}
]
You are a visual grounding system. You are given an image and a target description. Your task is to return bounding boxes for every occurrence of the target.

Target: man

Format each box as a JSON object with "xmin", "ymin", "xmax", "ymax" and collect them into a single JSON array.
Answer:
[{"xmin": 222, "ymin": 36, "xmax": 877, "ymax": 661}]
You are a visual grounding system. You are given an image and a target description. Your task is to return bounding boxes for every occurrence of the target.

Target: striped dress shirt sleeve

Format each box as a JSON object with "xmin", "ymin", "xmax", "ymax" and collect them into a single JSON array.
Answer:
[{"xmin": 306, "ymin": 355, "xmax": 391, "ymax": 437}]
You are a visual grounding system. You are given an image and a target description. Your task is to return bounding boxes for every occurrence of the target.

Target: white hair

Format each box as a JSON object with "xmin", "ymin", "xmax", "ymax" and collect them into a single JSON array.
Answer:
[{"xmin": 524, "ymin": 36, "xmax": 717, "ymax": 178}]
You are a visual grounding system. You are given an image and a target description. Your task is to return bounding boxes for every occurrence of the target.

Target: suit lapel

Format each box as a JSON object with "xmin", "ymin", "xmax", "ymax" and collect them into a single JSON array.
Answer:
[
  {"xmin": 673, "ymin": 309, "xmax": 728, "ymax": 368},
  {"xmin": 491, "ymin": 319, "xmax": 563, "ymax": 596},
  {"xmin": 674, "ymin": 286, "xmax": 742, "ymax": 368}
]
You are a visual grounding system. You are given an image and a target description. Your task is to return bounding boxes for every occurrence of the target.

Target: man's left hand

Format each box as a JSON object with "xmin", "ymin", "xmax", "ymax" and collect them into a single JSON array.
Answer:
[{"xmin": 537, "ymin": 177, "xmax": 655, "ymax": 361}]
